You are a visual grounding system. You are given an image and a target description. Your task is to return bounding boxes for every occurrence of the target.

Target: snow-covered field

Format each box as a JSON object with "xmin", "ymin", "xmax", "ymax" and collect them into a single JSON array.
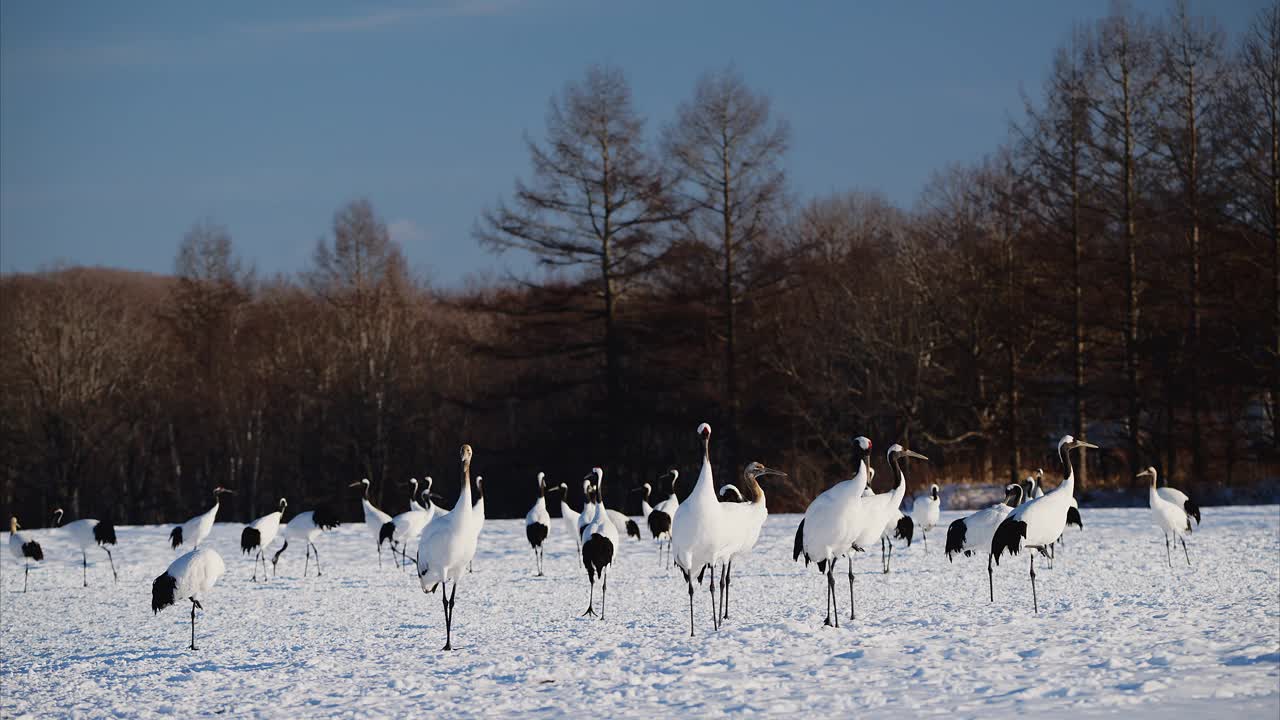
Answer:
[{"xmin": 3, "ymin": 506, "xmax": 1278, "ymax": 718}]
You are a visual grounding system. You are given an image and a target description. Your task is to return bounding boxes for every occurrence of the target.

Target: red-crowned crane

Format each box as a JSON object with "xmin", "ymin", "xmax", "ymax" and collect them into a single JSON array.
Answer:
[
  {"xmin": 241, "ymin": 499, "xmax": 286, "ymax": 581},
  {"xmin": 579, "ymin": 471, "xmax": 619, "ymax": 619},
  {"xmin": 276, "ymin": 507, "xmax": 341, "ymax": 577},
  {"xmin": 349, "ymin": 478, "xmax": 392, "ymax": 568},
  {"xmin": 717, "ymin": 461, "xmax": 786, "ymax": 621},
  {"xmin": 8, "ymin": 517, "xmax": 43, "ymax": 592},
  {"xmin": 152, "ymin": 547, "xmax": 225, "ymax": 650},
  {"xmin": 417, "ymin": 445, "xmax": 484, "ymax": 651},
  {"xmin": 51, "ymin": 508, "xmax": 118, "ymax": 586},
  {"xmin": 1142, "ymin": 467, "xmax": 1194, "ymax": 567},
  {"xmin": 944, "ymin": 483, "xmax": 1024, "ymax": 601},
  {"xmin": 672, "ymin": 423, "xmax": 732, "ymax": 635},
  {"xmin": 525, "ymin": 472, "xmax": 553, "ymax": 576},
  {"xmin": 169, "ymin": 487, "xmax": 233, "ymax": 550},
  {"xmin": 992, "ymin": 435, "xmax": 1097, "ymax": 613}
]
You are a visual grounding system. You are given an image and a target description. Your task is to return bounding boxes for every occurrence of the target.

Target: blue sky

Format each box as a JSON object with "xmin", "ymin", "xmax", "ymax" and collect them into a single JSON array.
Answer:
[{"xmin": 0, "ymin": 0, "xmax": 1263, "ymax": 286}]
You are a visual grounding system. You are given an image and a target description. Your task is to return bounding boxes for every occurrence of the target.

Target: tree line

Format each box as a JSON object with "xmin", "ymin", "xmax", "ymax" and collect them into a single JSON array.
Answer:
[{"xmin": 2, "ymin": 1, "xmax": 1276, "ymax": 525}]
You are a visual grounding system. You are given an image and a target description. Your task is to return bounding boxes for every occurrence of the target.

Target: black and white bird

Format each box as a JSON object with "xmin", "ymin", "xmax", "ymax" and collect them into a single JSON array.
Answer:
[
  {"xmin": 992, "ymin": 435, "xmax": 1097, "ymax": 613},
  {"xmin": 944, "ymin": 483, "xmax": 1024, "ymax": 601},
  {"xmin": 349, "ymin": 478, "xmax": 393, "ymax": 568},
  {"xmin": 1142, "ymin": 467, "xmax": 1193, "ymax": 567},
  {"xmin": 579, "ymin": 470, "xmax": 619, "ymax": 619},
  {"xmin": 525, "ymin": 472, "xmax": 553, "ymax": 576},
  {"xmin": 848, "ymin": 445, "xmax": 927, "ymax": 615},
  {"xmin": 633, "ymin": 479, "xmax": 672, "ymax": 567},
  {"xmin": 606, "ymin": 507, "xmax": 642, "ymax": 541},
  {"xmin": 910, "ymin": 484, "xmax": 941, "ymax": 550},
  {"xmin": 51, "ymin": 508, "xmax": 118, "ymax": 586},
  {"xmin": 169, "ymin": 487, "xmax": 234, "ymax": 550},
  {"xmin": 276, "ymin": 507, "xmax": 341, "ymax": 577},
  {"xmin": 793, "ymin": 436, "xmax": 873, "ymax": 628},
  {"xmin": 8, "ymin": 517, "xmax": 43, "ymax": 592},
  {"xmin": 672, "ymin": 424, "xmax": 733, "ymax": 635},
  {"xmin": 241, "ymin": 498, "xmax": 286, "ymax": 581},
  {"xmin": 151, "ymin": 547, "xmax": 225, "ymax": 650},
  {"xmin": 469, "ymin": 475, "xmax": 486, "ymax": 573},
  {"xmin": 1145, "ymin": 466, "xmax": 1201, "ymax": 527},
  {"xmin": 417, "ymin": 444, "xmax": 484, "ymax": 651},
  {"xmin": 650, "ymin": 471, "xmax": 679, "ymax": 568},
  {"xmin": 716, "ymin": 461, "xmax": 786, "ymax": 621},
  {"xmin": 382, "ymin": 485, "xmax": 438, "ymax": 571}
]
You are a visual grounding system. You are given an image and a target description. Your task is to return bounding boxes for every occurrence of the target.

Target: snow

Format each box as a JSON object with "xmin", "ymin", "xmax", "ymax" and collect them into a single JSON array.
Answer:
[{"xmin": 3, "ymin": 506, "xmax": 1278, "ymax": 718}]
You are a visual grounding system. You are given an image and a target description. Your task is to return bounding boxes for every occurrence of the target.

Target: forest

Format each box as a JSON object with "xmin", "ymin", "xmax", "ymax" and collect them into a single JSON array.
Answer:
[{"xmin": 1, "ymin": 1, "xmax": 1276, "ymax": 524}]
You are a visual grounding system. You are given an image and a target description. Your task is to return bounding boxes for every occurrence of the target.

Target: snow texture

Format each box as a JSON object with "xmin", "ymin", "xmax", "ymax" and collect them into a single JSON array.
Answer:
[{"xmin": 3, "ymin": 506, "xmax": 1278, "ymax": 718}]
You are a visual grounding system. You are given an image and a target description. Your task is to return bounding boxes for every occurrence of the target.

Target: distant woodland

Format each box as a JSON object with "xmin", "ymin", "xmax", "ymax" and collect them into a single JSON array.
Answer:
[{"xmin": 2, "ymin": 1, "xmax": 1277, "ymax": 524}]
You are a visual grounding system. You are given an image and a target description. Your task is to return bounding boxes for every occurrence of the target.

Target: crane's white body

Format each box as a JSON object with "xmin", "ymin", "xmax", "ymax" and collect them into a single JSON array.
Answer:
[
  {"xmin": 160, "ymin": 547, "xmax": 225, "ymax": 604},
  {"xmin": 910, "ymin": 486, "xmax": 941, "ymax": 535},
  {"xmin": 849, "ymin": 465, "xmax": 905, "ymax": 552},
  {"xmin": 947, "ymin": 497, "xmax": 1016, "ymax": 559},
  {"xmin": 1150, "ymin": 485, "xmax": 1191, "ymax": 538},
  {"xmin": 559, "ymin": 494, "xmax": 582, "ymax": 551},
  {"xmin": 671, "ymin": 447, "xmax": 730, "ymax": 576},
  {"xmin": 604, "ymin": 508, "xmax": 632, "ymax": 537},
  {"xmin": 174, "ymin": 499, "xmax": 221, "ymax": 550},
  {"xmin": 526, "ymin": 497, "xmax": 550, "ymax": 530},
  {"xmin": 245, "ymin": 510, "xmax": 284, "ymax": 551},
  {"xmin": 417, "ymin": 470, "xmax": 481, "ymax": 590},
  {"xmin": 1006, "ymin": 476, "xmax": 1073, "ymax": 550},
  {"xmin": 799, "ymin": 461, "xmax": 870, "ymax": 566},
  {"xmin": 390, "ymin": 507, "xmax": 435, "ymax": 550}
]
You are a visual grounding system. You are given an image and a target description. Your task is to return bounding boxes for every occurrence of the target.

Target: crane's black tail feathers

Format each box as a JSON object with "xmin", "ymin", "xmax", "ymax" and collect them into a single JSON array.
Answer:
[
  {"xmin": 379, "ymin": 521, "xmax": 396, "ymax": 548},
  {"xmin": 241, "ymin": 527, "xmax": 261, "ymax": 554},
  {"xmin": 625, "ymin": 519, "xmax": 641, "ymax": 539},
  {"xmin": 21, "ymin": 540, "xmax": 43, "ymax": 561},
  {"xmin": 169, "ymin": 526, "xmax": 183, "ymax": 549},
  {"xmin": 793, "ymin": 520, "xmax": 806, "ymax": 564},
  {"xmin": 1066, "ymin": 506, "xmax": 1083, "ymax": 528},
  {"xmin": 93, "ymin": 522, "xmax": 117, "ymax": 546},
  {"xmin": 1184, "ymin": 500, "xmax": 1201, "ymax": 526},
  {"xmin": 944, "ymin": 518, "xmax": 966, "ymax": 562},
  {"xmin": 312, "ymin": 505, "xmax": 341, "ymax": 530},
  {"xmin": 647, "ymin": 511, "xmax": 671, "ymax": 539},
  {"xmin": 895, "ymin": 515, "xmax": 915, "ymax": 546},
  {"xmin": 526, "ymin": 522, "xmax": 548, "ymax": 549},
  {"xmin": 991, "ymin": 518, "xmax": 1026, "ymax": 566},
  {"xmin": 582, "ymin": 533, "xmax": 614, "ymax": 582},
  {"xmin": 151, "ymin": 572, "xmax": 177, "ymax": 613}
]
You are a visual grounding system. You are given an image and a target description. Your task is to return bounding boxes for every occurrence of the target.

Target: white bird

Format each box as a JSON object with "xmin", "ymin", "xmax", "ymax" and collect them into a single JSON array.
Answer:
[
  {"xmin": 169, "ymin": 487, "xmax": 234, "ymax": 551},
  {"xmin": 910, "ymin": 483, "xmax": 941, "ymax": 550},
  {"xmin": 992, "ymin": 434, "xmax": 1098, "ymax": 613},
  {"xmin": 1146, "ymin": 466, "xmax": 1201, "ymax": 527},
  {"xmin": 151, "ymin": 547, "xmax": 225, "ymax": 650},
  {"xmin": 716, "ymin": 461, "xmax": 786, "ymax": 621},
  {"xmin": 8, "ymin": 516, "xmax": 44, "ymax": 592},
  {"xmin": 671, "ymin": 423, "xmax": 732, "ymax": 635},
  {"xmin": 793, "ymin": 436, "xmax": 874, "ymax": 627},
  {"xmin": 1142, "ymin": 467, "xmax": 1193, "ymax": 567},
  {"xmin": 865, "ymin": 466, "xmax": 915, "ymax": 575},
  {"xmin": 944, "ymin": 483, "xmax": 1025, "ymax": 601},
  {"xmin": 525, "ymin": 472, "xmax": 553, "ymax": 576},
  {"xmin": 417, "ymin": 444, "xmax": 484, "ymax": 651},
  {"xmin": 276, "ymin": 507, "xmax": 341, "ymax": 577},
  {"xmin": 846, "ymin": 444, "xmax": 928, "ymax": 616},
  {"xmin": 578, "ymin": 475, "xmax": 601, "ymax": 538},
  {"xmin": 382, "ymin": 492, "xmax": 437, "ymax": 572},
  {"xmin": 240, "ymin": 498, "xmax": 286, "ymax": 582},
  {"xmin": 579, "ymin": 471, "xmax": 619, "ymax": 619},
  {"xmin": 408, "ymin": 478, "xmax": 427, "ymax": 513},
  {"xmin": 556, "ymin": 483, "xmax": 583, "ymax": 553},
  {"xmin": 51, "ymin": 508, "xmax": 118, "ymax": 586},
  {"xmin": 349, "ymin": 478, "xmax": 393, "ymax": 568},
  {"xmin": 606, "ymin": 507, "xmax": 641, "ymax": 541}
]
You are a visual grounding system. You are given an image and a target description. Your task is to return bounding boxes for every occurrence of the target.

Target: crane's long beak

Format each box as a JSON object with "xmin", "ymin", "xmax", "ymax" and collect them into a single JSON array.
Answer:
[
  {"xmin": 903, "ymin": 450, "xmax": 929, "ymax": 461},
  {"xmin": 1136, "ymin": 469, "xmax": 1153, "ymax": 478},
  {"xmin": 546, "ymin": 486, "xmax": 564, "ymax": 495},
  {"xmin": 1075, "ymin": 441, "xmax": 1099, "ymax": 450},
  {"xmin": 348, "ymin": 482, "xmax": 364, "ymax": 488},
  {"xmin": 759, "ymin": 467, "xmax": 788, "ymax": 478}
]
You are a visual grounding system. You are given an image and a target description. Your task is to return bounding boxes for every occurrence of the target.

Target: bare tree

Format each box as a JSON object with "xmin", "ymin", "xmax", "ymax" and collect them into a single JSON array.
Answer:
[
  {"xmin": 475, "ymin": 64, "xmax": 679, "ymax": 467},
  {"xmin": 663, "ymin": 66, "xmax": 790, "ymax": 473}
]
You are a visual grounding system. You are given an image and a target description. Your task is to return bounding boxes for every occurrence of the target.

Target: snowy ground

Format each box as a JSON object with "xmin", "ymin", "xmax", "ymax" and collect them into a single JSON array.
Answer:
[{"xmin": 2, "ymin": 506, "xmax": 1278, "ymax": 718}]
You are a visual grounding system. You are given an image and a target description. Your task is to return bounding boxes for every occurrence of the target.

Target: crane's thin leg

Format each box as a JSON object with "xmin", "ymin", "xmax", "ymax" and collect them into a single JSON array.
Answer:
[
  {"xmin": 377, "ymin": 540, "xmax": 383, "ymax": 569},
  {"xmin": 684, "ymin": 569, "xmax": 695, "ymax": 637},
  {"xmin": 252, "ymin": 550, "xmax": 260, "ymax": 582},
  {"xmin": 601, "ymin": 567, "xmax": 608, "ymax": 621},
  {"xmin": 847, "ymin": 556, "xmax": 856, "ymax": 621},
  {"xmin": 311, "ymin": 542, "xmax": 322, "ymax": 576},
  {"xmin": 1165, "ymin": 534, "xmax": 1171, "ymax": 568},
  {"xmin": 303, "ymin": 543, "xmax": 311, "ymax": 577},
  {"xmin": 720, "ymin": 563, "xmax": 730, "ymax": 621},
  {"xmin": 1030, "ymin": 555, "xmax": 1038, "ymax": 615},
  {"xmin": 823, "ymin": 566, "xmax": 832, "ymax": 627},
  {"xmin": 987, "ymin": 553, "xmax": 995, "ymax": 602},
  {"xmin": 1048, "ymin": 542, "xmax": 1055, "ymax": 569},
  {"xmin": 82, "ymin": 550, "xmax": 88, "ymax": 587},
  {"xmin": 880, "ymin": 537, "xmax": 887, "ymax": 573},
  {"xmin": 829, "ymin": 564, "xmax": 840, "ymax": 628},
  {"xmin": 922, "ymin": 530, "xmax": 928, "ymax": 551},
  {"xmin": 441, "ymin": 580, "xmax": 455, "ymax": 651},
  {"xmin": 105, "ymin": 548, "xmax": 117, "ymax": 583},
  {"xmin": 533, "ymin": 548, "xmax": 541, "ymax": 577},
  {"xmin": 1181, "ymin": 537, "xmax": 1190, "ymax": 566},
  {"xmin": 189, "ymin": 598, "xmax": 203, "ymax": 651},
  {"xmin": 24, "ymin": 561, "xmax": 29, "ymax": 592},
  {"xmin": 885, "ymin": 541, "xmax": 894, "ymax": 574},
  {"xmin": 582, "ymin": 575, "xmax": 597, "ymax": 617},
  {"xmin": 708, "ymin": 565, "xmax": 719, "ymax": 631}
]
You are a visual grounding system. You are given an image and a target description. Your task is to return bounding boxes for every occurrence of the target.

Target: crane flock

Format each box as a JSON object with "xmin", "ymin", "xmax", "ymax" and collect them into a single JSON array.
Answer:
[{"xmin": 5, "ymin": 425, "xmax": 1209, "ymax": 653}]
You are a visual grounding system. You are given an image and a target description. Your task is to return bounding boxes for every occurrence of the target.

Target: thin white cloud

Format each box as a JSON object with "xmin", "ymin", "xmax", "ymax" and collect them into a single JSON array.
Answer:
[
  {"xmin": 388, "ymin": 219, "xmax": 428, "ymax": 246},
  {"xmin": 239, "ymin": 0, "xmax": 523, "ymax": 36}
]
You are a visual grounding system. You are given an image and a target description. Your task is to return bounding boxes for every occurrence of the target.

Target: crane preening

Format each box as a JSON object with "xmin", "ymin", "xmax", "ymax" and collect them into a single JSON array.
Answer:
[
  {"xmin": 51, "ymin": 508, "xmax": 118, "ymax": 586},
  {"xmin": 152, "ymin": 547, "xmax": 225, "ymax": 650}
]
